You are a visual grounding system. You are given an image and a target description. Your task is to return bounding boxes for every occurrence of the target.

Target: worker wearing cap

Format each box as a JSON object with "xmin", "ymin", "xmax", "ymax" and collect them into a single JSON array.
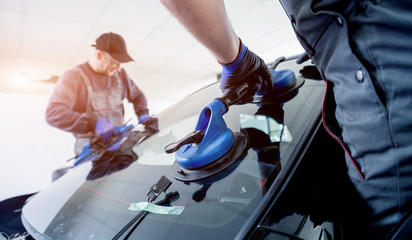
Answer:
[{"xmin": 46, "ymin": 32, "xmax": 158, "ymax": 155}]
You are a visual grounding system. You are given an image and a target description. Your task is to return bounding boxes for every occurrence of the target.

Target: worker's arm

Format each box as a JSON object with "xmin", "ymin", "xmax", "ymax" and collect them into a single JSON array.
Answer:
[
  {"xmin": 161, "ymin": 0, "xmax": 239, "ymax": 64},
  {"xmin": 121, "ymin": 70, "xmax": 159, "ymax": 132},
  {"xmin": 45, "ymin": 70, "xmax": 97, "ymax": 134},
  {"xmin": 120, "ymin": 69, "xmax": 149, "ymax": 117},
  {"xmin": 161, "ymin": 0, "xmax": 273, "ymax": 102}
]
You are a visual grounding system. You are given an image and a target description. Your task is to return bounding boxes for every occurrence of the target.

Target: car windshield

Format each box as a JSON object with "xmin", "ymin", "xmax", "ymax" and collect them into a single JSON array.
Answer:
[{"xmin": 22, "ymin": 59, "xmax": 326, "ymax": 240}]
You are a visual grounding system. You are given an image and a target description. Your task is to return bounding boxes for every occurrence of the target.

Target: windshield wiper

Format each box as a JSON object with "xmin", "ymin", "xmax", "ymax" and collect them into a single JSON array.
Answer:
[{"xmin": 112, "ymin": 175, "xmax": 178, "ymax": 240}]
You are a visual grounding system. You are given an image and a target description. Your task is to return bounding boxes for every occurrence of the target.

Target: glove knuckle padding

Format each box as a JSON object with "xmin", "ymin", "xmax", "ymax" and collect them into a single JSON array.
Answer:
[{"xmin": 220, "ymin": 45, "xmax": 272, "ymax": 103}]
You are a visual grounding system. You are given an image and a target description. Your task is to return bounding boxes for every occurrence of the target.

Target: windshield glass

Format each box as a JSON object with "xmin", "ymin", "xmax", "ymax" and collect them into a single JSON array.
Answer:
[{"xmin": 22, "ymin": 61, "xmax": 326, "ymax": 240}]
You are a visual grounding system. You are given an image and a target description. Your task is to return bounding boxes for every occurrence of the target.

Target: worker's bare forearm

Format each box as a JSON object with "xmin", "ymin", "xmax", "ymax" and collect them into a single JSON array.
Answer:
[{"xmin": 161, "ymin": 0, "xmax": 239, "ymax": 64}]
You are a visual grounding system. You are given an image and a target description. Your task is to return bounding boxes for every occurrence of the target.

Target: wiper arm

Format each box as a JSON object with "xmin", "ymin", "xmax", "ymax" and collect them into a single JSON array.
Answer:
[
  {"xmin": 112, "ymin": 175, "xmax": 177, "ymax": 240},
  {"xmin": 112, "ymin": 191, "xmax": 180, "ymax": 240}
]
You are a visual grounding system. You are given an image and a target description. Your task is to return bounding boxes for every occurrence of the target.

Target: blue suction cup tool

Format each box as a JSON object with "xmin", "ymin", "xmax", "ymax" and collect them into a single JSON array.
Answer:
[
  {"xmin": 254, "ymin": 69, "xmax": 304, "ymax": 103},
  {"xmin": 165, "ymin": 84, "xmax": 249, "ymax": 182},
  {"xmin": 171, "ymin": 131, "xmax": 247, "ymax": 182},
  {"xmin": 175, "ymin": 99, "xmax": 234, "ymax": 169}
]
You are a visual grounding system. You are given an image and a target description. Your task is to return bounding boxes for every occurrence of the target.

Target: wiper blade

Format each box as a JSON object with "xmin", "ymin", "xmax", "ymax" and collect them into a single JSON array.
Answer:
[
  {"xmin": 112, "ymin": 191, "xmax": 180, "ymax": 240},
  {"xmin": 112, "ymin": 175, "xmax": 177, "ymax": 240}
]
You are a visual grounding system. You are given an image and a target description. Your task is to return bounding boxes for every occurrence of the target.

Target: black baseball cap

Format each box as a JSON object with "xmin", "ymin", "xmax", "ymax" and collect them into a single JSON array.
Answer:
[{"xmin": 92, "ymin": 32, "xmax": 134, "ymax": 63}]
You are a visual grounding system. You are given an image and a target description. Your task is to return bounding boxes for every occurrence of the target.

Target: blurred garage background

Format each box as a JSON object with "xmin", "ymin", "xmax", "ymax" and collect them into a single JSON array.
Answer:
[{"xmin": 0, "ymin": 0, "xmax": 303, "ymax": 200}]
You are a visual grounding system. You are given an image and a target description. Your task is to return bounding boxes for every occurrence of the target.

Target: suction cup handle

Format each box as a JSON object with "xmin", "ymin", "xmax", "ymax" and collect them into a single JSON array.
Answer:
[
  {"xmin": 216, "ymin": 82, "xmax": 248, "ymax": 108},
  {"xmin": 270, "ymin": 56, "xmax": 286, "ymax": 71},
  {"xmin": 164, "ymin": 130, "xmax": 204, "ymax": 154}
]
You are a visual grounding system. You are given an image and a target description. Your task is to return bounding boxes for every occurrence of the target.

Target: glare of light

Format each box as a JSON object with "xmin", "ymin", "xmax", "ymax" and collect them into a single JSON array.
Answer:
[
  {"xmin": 5, "ymin": 73, "xmax": 34, "ymax": 89},
  {"xmin": 15, "ymin": 74, "xmax": 32, "ymax": 83}
]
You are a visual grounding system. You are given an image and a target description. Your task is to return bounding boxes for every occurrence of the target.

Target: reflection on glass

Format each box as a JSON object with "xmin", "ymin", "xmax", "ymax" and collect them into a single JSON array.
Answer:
[{"xmin": 240, "ymin": 114, "xmax": 292, "ymax": 143}]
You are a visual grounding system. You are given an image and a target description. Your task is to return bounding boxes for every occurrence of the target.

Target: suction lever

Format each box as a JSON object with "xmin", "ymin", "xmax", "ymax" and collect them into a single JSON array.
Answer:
[
  {"xmin": 164, "ymin": 130, "xmax": 204, "ymax": 154},
  {"xmin": 216, "ymin": 82, "xmax": 248, "ymax": 108}
]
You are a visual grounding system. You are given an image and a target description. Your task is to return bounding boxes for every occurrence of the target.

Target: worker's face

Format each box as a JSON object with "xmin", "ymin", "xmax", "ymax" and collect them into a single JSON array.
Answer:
[{"xmin": 97, "ymin": 51, "xmax": 121, "ymax": 76}]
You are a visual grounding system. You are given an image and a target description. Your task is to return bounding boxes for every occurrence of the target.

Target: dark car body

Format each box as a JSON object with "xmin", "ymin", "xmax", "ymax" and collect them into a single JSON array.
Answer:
[{"xmin": 18, "ymin": 55, "xmax": 364, "ymax": 240}]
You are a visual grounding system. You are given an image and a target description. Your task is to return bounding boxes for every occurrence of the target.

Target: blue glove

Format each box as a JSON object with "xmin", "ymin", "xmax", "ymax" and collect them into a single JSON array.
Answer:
[
  {"xmin": 108, "ymin": 140, "xmax": 121, "ymax": 151},
  {"xmin": 95, "ymin": 119, "xmax": 115, "ymax": 142},
  {"xmin": 220, "ymin": 40, "xmax": 273, "ymax": 103},
  {"xmin": 138, "ymin": 114, "xmax": 159, "ymax": 133},
  {"xmin": 138, "ymin": 114, "xmax": 150, "ymax": 124},
  {"xmin": 107, "ymin": 125, "xmax": 134, "ymax": 151}
]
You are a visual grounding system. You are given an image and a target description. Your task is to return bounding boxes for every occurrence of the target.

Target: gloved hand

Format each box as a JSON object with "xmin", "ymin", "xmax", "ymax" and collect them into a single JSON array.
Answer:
[
  {"xmin": 220, "ymin": 39, "xmax": 273, "ymax": 103},
  {"xmin": 108, "ymin": 140, "xmax": 121, "ymax": 151},
  {"xmin": 139, "ymin": 114, "xmax": 159, "ymax": 133},
  {"xmin": 299, "ymin": 65, "xmax": 322, "ymax": 80},
  {"xmin": 138, "ymin": 114, "xmax": 151, "ymax": 124},
  {"xmin": 95, "ymin": 119, "xmax": 115, "ymax": 142}
]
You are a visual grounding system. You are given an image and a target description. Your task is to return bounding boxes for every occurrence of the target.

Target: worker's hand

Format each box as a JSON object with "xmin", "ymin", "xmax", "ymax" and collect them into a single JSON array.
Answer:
[
  {"xmin": 108, "ymin": 140, "xmax": 121, "ymax": 151},
  {"xmin": 139, "ymin": 114, "xmax": 159, "ymax": 133},
  {"xmin": 138, "ymin": 114, "xmax": 151, "ymax": 124},
  {"xmin": 220, "ymin": 40, "xmax": 273, "ymax": 103},
  {"xmin": 95, "ymin": 119, "xmax": 115, "ymax": 142}
]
